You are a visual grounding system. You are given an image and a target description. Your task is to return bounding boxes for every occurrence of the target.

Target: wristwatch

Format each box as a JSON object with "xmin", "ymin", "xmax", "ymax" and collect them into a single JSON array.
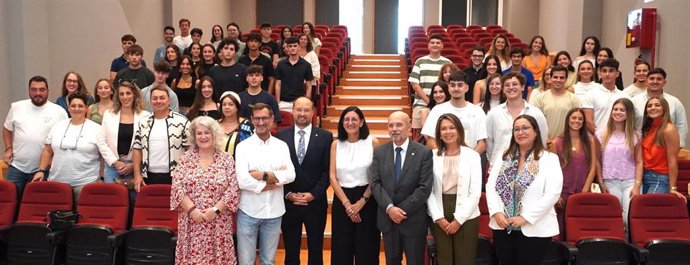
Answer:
[
  {"xmin": 262, "ymin": 172, "xmax": 269, "ymax": 181},
  {"xmin": 35, "ymin": 168, "xmax": 48, "ymax": 174},
  {"xmin": 212, "ymin": 206, "xmax": 221, "ymax": 215}
]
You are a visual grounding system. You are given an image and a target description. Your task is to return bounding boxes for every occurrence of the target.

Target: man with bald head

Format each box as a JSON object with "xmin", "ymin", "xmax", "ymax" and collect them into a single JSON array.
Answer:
[
  {"xmin": 275, "ymin": 97, "xmax": 333, "ymax": 265},
  {"xmin": 370, "ymin": 111, "xmax": 433, "ymax": 265}
]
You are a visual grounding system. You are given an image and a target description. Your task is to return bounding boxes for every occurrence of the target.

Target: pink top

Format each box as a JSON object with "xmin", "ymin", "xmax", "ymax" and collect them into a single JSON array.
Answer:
[
  {"xmin": 596, "ymin": 130, "xmax": 640, "ymax": 180},
  {"xmin": 553, "ymin": 136, "xmax": 589, "ymax": 194}
]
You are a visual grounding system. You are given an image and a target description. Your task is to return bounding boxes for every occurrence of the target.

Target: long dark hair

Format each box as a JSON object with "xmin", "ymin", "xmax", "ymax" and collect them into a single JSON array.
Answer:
[
  {"xmin": 187, "ymin": 76, "xmax": 217, "ymax": 120},
  {"xmin": 434, "ymin": 114, "xmax": 466, "ymax": 156},
  {"xmin": 553, "ymin": 51, "xmax": 575, "ymax": 72},
  {"xmin": 502, "ymin": 114, "xmax": 545, "ymax": 160},
  {"xmin": 482, "ymin": 73, "xmax": 506, "ymax": 113},
  {"xmin": 483, "ymin": 55, "xmax": 503, "ymax": 75},
  {"xmin": 427, "ymin": 81, "xmax": 450, "ymax": 110},
  {"xmin": 210, "ymin": 24, "xmax": 224, "ymax": 43},
  {"xmin": 336, "ymin": 106, "xmax": 370, "ymax": 141},
  {"xmin": 559, "ymin": 108, "xmax": 591, "ymax": 167},
  {"xmin": 579, "ymin": 36, "xmax": 601, "ymax": 56}
]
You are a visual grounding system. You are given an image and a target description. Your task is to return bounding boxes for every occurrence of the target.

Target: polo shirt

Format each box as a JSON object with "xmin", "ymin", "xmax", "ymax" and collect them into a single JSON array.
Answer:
[
  {"xmin": 582, "ymin": 85, "xmax": 629, "ymax": 130},
  {"xmin": 238, "ymin": 54, "xmax": 275, "ymax": 91},
  {"xmin": 275, "ymin": 57, "xmax": 314, "ymax": 102}
]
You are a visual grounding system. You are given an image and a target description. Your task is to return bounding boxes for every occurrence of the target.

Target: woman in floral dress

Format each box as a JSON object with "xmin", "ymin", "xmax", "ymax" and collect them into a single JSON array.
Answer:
[{"xmin": 171, "ymin": 116, "xmax": 240, "ymax": 265}]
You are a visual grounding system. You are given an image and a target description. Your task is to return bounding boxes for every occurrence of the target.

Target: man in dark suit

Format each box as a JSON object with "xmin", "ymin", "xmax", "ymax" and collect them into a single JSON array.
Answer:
[
  {"xmin": 276, "ymin": 97, "xmax": 333, "ymax": 265},
  {"xmin": 370, "ymin": 111, "xmax": 433, "ymax": 265}
]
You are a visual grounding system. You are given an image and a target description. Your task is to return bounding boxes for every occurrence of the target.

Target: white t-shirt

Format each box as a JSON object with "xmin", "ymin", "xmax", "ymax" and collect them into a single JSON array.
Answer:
[
  {"xmin": 45, "ymin": 119, "xmax": 102, "ymax": 187},
  {"xmin": 3, "ymin": 100, "xmax": 67, "ymax": 172},
  {"xmin": 623, "ymin": 83, "xmax": 646, "ymax": 98},
  {"xmin": 147, "ymin": 118, "xmax": 170, "ymax": 173},
  {"xmin": 421, "ymin": 101, "xmax": 488, "ymax": 149},
  {"xmin": 572, "ymin": 81, "xmax": 602, "ymax": 102},
  {"xmin": 582, "ymin": 85, "xmax": 629, "ymax": 130}
]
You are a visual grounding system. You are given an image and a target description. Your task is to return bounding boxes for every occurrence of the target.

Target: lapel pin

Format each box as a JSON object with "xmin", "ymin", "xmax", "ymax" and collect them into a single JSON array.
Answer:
[{"xmin": 411, "ymin": 152, "xmax": 415, "ymax": 156}]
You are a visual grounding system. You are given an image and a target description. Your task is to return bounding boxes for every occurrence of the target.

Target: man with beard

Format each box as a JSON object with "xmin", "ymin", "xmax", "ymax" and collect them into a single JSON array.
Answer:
[
  {"xmin": 154, "ymin": 26, "xmax": 175, "ymax": 64},
  {"xmin": 276, "ymin": 97, "xmax": 333, "ymax": 265},
  {"xmin": 3, "ymin": 76, "xmax": 68, "ymax": 197},
  {"xmin": 370, "ymin": 111, "xmax": 433, "ymax": 265}
]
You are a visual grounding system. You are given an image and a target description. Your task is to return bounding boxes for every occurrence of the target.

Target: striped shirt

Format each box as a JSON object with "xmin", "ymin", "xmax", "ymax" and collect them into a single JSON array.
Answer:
[{"xmin": 408, "ymin": 55, "xmax": 452, "ymax": 106}]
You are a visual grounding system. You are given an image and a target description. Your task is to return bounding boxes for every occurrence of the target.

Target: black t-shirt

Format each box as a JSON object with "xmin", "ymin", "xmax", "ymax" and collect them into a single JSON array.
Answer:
[
  {"xmin": 114, "ymin": 66, "xmax": 155, "ymax": 89},
  {"xmin": 238, "ymin": 54, "xmax": 276, "ymax": 91},
  {"xmin": 208, "ymin": 63, "xmax": 248, "ymax": 101},
  {"xmin": 463, "ymin": 66, "xmax": 487, "ymax": 102},
  {"xmin": 238, "ymin": 90, "xmax": 282, "ymax": 123},
  {"xmin": 260, "ymin": 40, "xmax": 280, "ymax": 57},
  {"xmin": 275, "ymin": 57, "xmax": 314, "ymax": 102}
]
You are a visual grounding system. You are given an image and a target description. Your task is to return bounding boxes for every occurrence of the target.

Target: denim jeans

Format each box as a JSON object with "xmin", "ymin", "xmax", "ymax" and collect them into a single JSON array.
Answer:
[
  {"xmin": 604, "ymin": 179, "xmax": 637, "ymax": 227},
  {"xmin": 5, "ymin": 165, "xmax": 36, "ymax": 199},
  {"xmin": 103, "ymin": 164, "xmax": 137, "ymax": 201},
  {"xmin": 643, "ymin": 169, "xmax": 670, "ymax": 194},
  {"xmin": 236, "ymin": 209, "xmax": 282, "ymax": 265}
]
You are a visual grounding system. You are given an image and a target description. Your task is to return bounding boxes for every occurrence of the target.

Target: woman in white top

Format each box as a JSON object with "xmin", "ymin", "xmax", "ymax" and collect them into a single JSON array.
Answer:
[
  {"xmin": 427, "ymin": 113, "xmax": 481, "ymax": 265},
  {"xmin": 100, "ymin": 81, "xmax": 150, "ymax": 186},
  {"xmin": 623, "ymin": 61, "xmax": 650, "ymax": 97},
  {"xmin": 298, "ymin": 33, "xmax": 320, "ymax": 83},
  {"xmin": 574, "ymin": 36, "xmax": 600, "ymax": 67},
  {"xmin": 329, "ymin": 106, "xmax": 380, "ymax": 265},
  {"xmin": 302, "ymin": 22, "xmax": 321, "ymax": 55},
  {"xmin": 572, "ymin": 60, "xmax": 598, "ymax": 101},
  {"xmin": 486, "ymin": 114, "xmax": 562, "ymax": 264},
  {"xmin": 33, "ymin": 93, "xmax": 113, "ymax": 201}
]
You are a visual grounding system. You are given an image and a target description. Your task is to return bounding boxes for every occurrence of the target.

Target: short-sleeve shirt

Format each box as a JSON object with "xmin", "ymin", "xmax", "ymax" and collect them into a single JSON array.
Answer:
[
  {"xmin": 408, "ymin": 55, "xmax": 452, "ymax": 106},
  {"xmin": 238, "ymin": 90, "xmax": 282, "ymax": 123},
  {"xmin": 260, "ymin": 40, "xmax": 281, "ymax": 57},
  {"xmin": 421, "ymin": 102, "xmax": 488, "ymax": 149},
  {"xmin": 275, "ymin": 57, "xmax": 314, "ymax": 102},
  {"xmin": 485, "ymin": 101, "xmax": 549, "ymax": 166},
  {"xmin": 132, "ymin": 111, "xmax": 190, "ymax": 178},
  {"xmin": 238, "ymin": 54, "xmax": 275, "ymax": 91},
  {"xmin": 463, "ymin": 66, "xmax": 487, "ymax": 102},
  {"xmin": 110, "ymin": 55, "xmax": 147, "ymax": 73},
  {"xmin": 208, "ymin": 63, "xmax": 248, "ymax": 101},
  {"xmin": 532, "ymin": 90, "xmax": 582, "ymax": 139},
  {"xmin": 45, "ymin": 119, "xmax": 102, "ymax": 187},
  {"xmin": 4, "ymin": 100, "xmax": 68, "ymax": 173},
  {"xmin": 114, "ymin": 67, "xmax": 155, "ymax": 89},
  {"xmin": 582, "ymin": 86, "xmax": 629, "ymax": 130}
]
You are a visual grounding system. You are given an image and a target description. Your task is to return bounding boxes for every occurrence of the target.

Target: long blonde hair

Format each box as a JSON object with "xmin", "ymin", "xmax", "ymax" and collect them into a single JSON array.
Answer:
[{"xmin": 601, "ymin": 98, "xmax": 637, "ymax": 155}]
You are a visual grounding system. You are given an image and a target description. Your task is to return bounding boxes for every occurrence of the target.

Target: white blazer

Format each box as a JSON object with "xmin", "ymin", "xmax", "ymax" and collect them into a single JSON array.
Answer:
[
  {"xmin": 427, "ymin": 146, "xmax": 482, "ymax": 225},
  {"xmin": 99, "ymin": 109, "xmax": 150, "ymax": 166},
  {"xmin": 485, "ymin": 151, "xmax": 562, "ymax": 237}
]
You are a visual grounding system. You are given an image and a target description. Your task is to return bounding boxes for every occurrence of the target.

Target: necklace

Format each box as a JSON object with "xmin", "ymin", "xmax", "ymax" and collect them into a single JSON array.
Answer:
[{"xmin": 445, "ymin": 149, "xmax": 460, "ymax": 156}]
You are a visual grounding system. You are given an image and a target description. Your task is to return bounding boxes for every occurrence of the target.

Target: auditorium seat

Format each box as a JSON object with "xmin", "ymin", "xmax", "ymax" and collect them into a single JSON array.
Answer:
[
  {"xmin": 0, "ymin": 180, "xmax": 17, "ymax": 264},
  {"xmin": 65, "ymin": 183, "xmax": 129, "ymax": 265},
  {"xmin": 476, "ymin": 193, "xmax": 493, "ymax": 265},
  {"xmin": 565, "ymin": 193, "xmax": 642, "ymax": 264},
  {"xmin": 629, "ymin": 194, "xmax": 690, "ymax": 264},
  {"xmin": 109, "ymin": 184, "xmax": 177, "ymax": 265},
  {"xmin": 5, "ymin": 181, "xmax": 73, "ymax": 264}
]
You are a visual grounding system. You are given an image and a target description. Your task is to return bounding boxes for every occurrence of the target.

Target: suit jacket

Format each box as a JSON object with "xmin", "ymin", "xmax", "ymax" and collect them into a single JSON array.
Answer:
[
  {"xmin": 370, "ymin": 140, "xmax": 433, "ymax": 235},
  {"xmin": 276, "ymin": 126, "xmax": 333, "ymax": 209}
]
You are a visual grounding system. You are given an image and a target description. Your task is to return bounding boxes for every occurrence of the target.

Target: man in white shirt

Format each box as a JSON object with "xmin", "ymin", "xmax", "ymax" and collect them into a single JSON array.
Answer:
[
  {"xmin": 172, "ymin": 18, "xmax": 192, "ymax": 51},
  {"xmin": 583, "ymin": 58, "xmax": 629, "ymax": 134},
  {"xmin": 3, "ymin": 76, "xmax": 68, "ymax": 196},
  {"xmin": 422, "ymin": 71, "xmax": 487, "ymax": 153},
  {"xmin": 631, "ymin": 67, "xmax": 688, "ymax": 147},
  {"xmin": 235, "ymin": 103, "xmax": 296, "ymax": 265}
]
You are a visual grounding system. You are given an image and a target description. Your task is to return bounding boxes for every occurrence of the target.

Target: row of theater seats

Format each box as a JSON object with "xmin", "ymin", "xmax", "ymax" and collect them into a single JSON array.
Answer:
[
  {"xmin": 0, "ymin": 181, "xmax": 177, "ymax": 265},
  {"xmin": 449, "ymin": 192, "xmax": 690, "ymax": 265},
  {"xmin": 405, "ymin": 24, "xmax": 528, "ymax": 71}
]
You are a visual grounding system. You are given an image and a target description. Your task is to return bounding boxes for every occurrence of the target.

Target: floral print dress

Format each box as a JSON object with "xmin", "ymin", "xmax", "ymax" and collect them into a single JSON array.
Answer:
[{"xmin": 171, "ymin": 148, "xmax": 240, "ymax": 265}]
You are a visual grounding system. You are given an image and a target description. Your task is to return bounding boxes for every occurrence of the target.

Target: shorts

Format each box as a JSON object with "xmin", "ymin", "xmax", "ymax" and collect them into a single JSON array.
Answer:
[{"xmin": 412, "ymin": 105, "xmax": 428, "ymax": 129}]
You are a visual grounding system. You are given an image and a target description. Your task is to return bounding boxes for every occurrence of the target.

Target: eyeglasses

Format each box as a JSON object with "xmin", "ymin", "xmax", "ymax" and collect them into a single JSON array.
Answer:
[
  {"xmin": 66, "ymin": 79, "xmax": 79, "ymax": 84},
  {"xmin": 251, "ymin": 116, "xmax": 273, "ymax": 123},
  {"xmin": 513, "ymin": 126, "xmax": 533, "ymax": 133},
  {"xmin": 471, "ymin": 54, "xmax": 484, "ymax": 58},
  {"xmin": 60, "ymin": 120, "xmax": 85, "ymax": 150}
]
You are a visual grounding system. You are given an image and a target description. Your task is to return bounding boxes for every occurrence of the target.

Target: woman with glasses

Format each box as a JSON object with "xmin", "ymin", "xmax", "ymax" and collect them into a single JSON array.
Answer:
[
  {"xmin": 32, "ymin": 93, "xmax": 112, "ymax": 201},
  {"xmin": 486, "ymin": 114, "xmax": 562, "ymax": 264},
  {"xmin": 56, "ymin": 71, "xmax": 95, "ymax": 115}
]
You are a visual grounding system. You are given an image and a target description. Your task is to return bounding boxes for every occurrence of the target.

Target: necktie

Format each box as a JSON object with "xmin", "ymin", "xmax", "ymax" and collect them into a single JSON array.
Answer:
[
  {"xmin": 395, "ymin": 147, "xmax": 402, "ymax": 184},
  {"xmin": 297, "ymin": 130, "xmax": 306, "ymax": 164}
]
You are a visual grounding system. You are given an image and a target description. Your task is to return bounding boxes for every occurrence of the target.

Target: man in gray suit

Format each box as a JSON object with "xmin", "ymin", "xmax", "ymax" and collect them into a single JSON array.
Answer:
[{"xmin": 370, "ymin": 111, "xmax": 433, "ymax": 265}]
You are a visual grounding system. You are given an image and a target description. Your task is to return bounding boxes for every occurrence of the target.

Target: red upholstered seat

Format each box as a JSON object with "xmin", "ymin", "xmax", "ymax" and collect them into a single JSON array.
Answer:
[
  {"xmin": 76, "ymin": 182, "xmax": 129, "ymax": 232},
  {"xmin": 629, "ymin": 194, "xmax": 690, "ymax": 246},
  {"xmin": 131, "ymin": 184, "xmax": 177, "ymax": 233},
  {"xmin": 0, "ymin": 180, "xmax": 17, "ymax": 226},
  {"xmin": 565, "ymin": 193, "xmax": 624, "ymax": 244},
  {"xmin": 17, "ymin": 181, "xmax": 73, "ymax": 224}
]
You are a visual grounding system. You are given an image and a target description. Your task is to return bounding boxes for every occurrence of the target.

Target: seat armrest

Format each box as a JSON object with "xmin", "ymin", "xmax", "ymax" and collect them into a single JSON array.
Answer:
[
  {"xmin": 171, "ymin": 236, "xmax": 178, "ymax": 245},
  {"xmin": 556, "ymin": 240, "xmax": 578, "ymax": 262},
  {"xmin": 46, "ymin": 230, "xmax": 66, "ymax": 245},
  {"xmin": 0, "ymin": 225, "xmax": 10, "ymax": 242},
  {"xmin": 629, "ymin": 243, "xmax": 648, "ymax": 264},
  {"xmin": 107, "ymin": 230, "xmax": 130, "ymax": 247}
]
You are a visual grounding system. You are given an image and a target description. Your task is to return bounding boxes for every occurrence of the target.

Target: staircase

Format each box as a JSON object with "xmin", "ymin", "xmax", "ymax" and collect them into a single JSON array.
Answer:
[
  {"xmin": 323, "ymin": 54, "xmax": 411, "ymax": 142},
  {"xmin": 272, "ymin": 54, "xmax": 410, "ymax": 264}
]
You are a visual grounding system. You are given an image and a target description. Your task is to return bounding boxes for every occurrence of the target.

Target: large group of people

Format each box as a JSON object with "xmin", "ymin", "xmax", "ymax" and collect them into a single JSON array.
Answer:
[{"xmin": 1, "ymin": 19, "xmax": 688, "ymax": 265}]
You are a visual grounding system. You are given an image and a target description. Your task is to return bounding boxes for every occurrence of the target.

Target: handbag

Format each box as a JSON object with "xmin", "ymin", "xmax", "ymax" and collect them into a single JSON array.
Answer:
[
  {"xmin": 115, "ymin": 177, "xmax": 135, "ymax": 189},
  {"xmin": 47, "ymin": 210, "xmax": 80, "ymax": 231}
]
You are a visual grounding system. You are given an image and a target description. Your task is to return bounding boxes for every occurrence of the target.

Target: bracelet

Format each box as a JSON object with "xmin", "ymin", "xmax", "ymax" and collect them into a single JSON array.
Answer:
[
  {"xmin": 362, "ymin": 196, "xmax": 369, "ymax": 203},
  {"xmin": 671, "ymin": 186, "xmax": 678, "ymax": 191},
  {"xmin": 343, "ymin": 200, "xmax": 350, "ymax": 205},
  {"xmin": 187, "ymin": 205, "xmax": 197, "ymax": 214}
]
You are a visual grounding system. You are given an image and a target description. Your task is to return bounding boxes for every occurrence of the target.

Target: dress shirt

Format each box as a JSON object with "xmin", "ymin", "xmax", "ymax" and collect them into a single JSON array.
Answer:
[
  {"xmin": 235, "ymin": 134, "xmax": 296, "ymax": 219},
  {"xmin": 393, "ymin": 138, "xmax": 409, "ymax": 169},
  {"xmin": 293, "ymin": 124, "xmax": 312, "ymax": 150},
  {"xmin": 486, "ymin": 101, "xmax": 549, "ymax": 168}
]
